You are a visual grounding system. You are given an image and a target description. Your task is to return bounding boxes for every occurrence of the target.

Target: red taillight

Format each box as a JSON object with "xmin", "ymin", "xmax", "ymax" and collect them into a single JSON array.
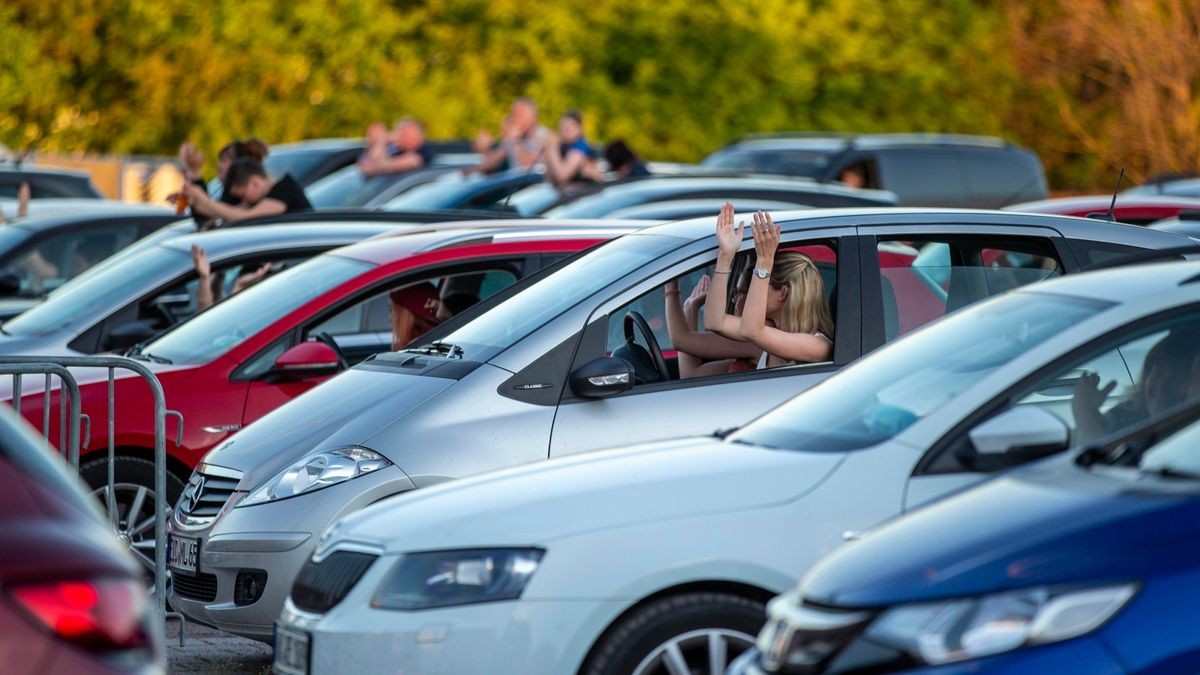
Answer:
[{"xmin": 9, "ymin": 578, "xmax": 149, "ymax": 651}]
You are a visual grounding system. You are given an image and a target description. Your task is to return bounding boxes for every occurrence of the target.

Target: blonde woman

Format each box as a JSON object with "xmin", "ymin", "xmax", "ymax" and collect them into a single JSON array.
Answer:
[{"xmin": 704, "ymin": 203, "xmax": 833, "ymax": 368}]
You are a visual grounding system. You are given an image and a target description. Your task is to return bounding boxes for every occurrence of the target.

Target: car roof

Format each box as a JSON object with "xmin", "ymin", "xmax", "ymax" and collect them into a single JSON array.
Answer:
[
  {"xmin": 556, "ymin": 175, "xmax": 896, "ymax": 201},
  {"xmin": 642, "ymin": 206, "xmax": 1190, "ymax": 247},
  {"xmin": 716, "ymin": 132, "xmax": 1020, "ymax": 153},
  {"xmin": 159, "ymin": 222, "xmax": 399, "ymax": 257},
  {"xmin": 1018, "ymin": 259, "xmax": 1200, "ymax": 305},
  {"xmin": 0, "ymin": 165, "xmax": 94, "ymax": 180},
  {"xmin": 268, "ymin": 138, "xmax": 363, "ymax": 153},
  {"xmin": 331, "ymin": 219, "xmax": 656, "ymax": 265},
  {"xmin": 9, "ymin": 204, "xmax": 176, "ymax": 233},
  {"xmin": 1007, "ymin": 194, "xmax": 1200, "ymax": 214}
]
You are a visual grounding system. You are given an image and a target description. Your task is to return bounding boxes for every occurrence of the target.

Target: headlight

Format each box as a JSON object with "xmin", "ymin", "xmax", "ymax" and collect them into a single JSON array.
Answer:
[
  {"xmin": 240, "ymin": 446, "xmax": 390, "ymax": 506},
  {"xmin": 371, "ymin": 548, "xmax": 543, "ymax": 611},
  {"xmin": 865, "ymin": 584, "xmax": 1137, "ymax": 665}
]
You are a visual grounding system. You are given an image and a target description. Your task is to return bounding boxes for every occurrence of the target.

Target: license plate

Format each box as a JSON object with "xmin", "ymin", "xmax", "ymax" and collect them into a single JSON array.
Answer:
[
  {"xmin": 168, "ymin": 534, "xmax": 199, "ymax": 574},
  {"xmin": 274, "ymin": 624, "xmax": 310, "ymax": 675}
]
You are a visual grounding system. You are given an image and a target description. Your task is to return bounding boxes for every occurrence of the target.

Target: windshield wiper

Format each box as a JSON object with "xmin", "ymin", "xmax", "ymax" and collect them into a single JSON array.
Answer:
[
  {"xmin": 1138, "ymin": 465, "xmax": 1200, "ymax": 481},
  {"xmin": 407, "ymin": 341, "xmax": 463, "ymax": 359},
  {"xmin": 131, "ymin": 351, "xmax": 173, "ymax": 364}
]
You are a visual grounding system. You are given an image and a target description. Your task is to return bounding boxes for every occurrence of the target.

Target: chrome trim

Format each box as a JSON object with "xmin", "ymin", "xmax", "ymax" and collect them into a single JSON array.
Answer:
[
  {"xmin": 196, "ymin": 462, "xmax": 244, "ymax": 481},
  {"xmin": 311, "ymin": 540, "xmax": 386, "ymax": 564},
  {"xmin": 202, "ymin": 424, "xmax": 243, "ymax": 433}
]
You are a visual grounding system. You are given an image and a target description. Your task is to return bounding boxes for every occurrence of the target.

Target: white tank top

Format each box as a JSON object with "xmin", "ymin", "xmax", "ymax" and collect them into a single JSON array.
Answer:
[{"xmin": 756, "ymin": 333, "xmax": 831, "ymax": 370}]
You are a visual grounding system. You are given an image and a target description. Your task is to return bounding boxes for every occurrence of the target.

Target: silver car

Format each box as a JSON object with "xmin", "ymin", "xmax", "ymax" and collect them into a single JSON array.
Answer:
[{"xmin": 168, "ymin": 208, "xmax": 1186, "ymax": 640}]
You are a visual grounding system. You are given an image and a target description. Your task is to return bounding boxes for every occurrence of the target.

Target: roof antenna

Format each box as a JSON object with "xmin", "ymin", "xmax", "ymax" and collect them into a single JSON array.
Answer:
[
  {"xmin": 1087, "ymin": 167, "xmax": 1125, "ymax": 221},
  {"xmin": 499, "ymin": 145, "xmax": 547, "ymax": 213}
]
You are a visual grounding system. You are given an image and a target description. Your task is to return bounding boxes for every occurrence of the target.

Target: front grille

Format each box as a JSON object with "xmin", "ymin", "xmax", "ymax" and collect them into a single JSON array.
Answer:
[
  {"xmin": 176, "ymin": 468, "xmax": 241, "ymax": 518},
  {"xmin": 290, "ymin": 551, "xmax": 378, "ymax": 614},
  {"xmin": 172, "ymin": 572, "xmax": 219, "ymax": 603}
]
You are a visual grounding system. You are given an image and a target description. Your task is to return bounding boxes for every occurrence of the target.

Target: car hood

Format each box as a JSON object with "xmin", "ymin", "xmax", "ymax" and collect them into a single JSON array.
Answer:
[
  {"xmin": 0, "ymin": 297, "xmax": 38, "ymax": 321},
  {"xmin": 329, "ymin": 438, "xmax": 845, "ymax": 553},
  {"xmin": 206, "ymin": 364, "xmax": 458, "ymax": 487},
  {"xmin": 0, "ymin": 332, "xmax": 63, "ymax": 358},
  {"xmin": 801, "ymin": 462, "xmax": 1200, "ymax": 607}
]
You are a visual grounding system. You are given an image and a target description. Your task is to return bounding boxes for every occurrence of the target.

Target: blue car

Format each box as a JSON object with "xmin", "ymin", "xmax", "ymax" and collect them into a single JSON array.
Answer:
[{"xmin": 730, "ymin": 403, "xmax": 1200, "ymax": 674}]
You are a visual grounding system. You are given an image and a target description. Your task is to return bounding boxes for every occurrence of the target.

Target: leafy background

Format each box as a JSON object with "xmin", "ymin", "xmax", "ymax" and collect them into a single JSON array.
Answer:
[{"xmin": 1, "ymin": 0, "xmax": 1197, "ymax": 190}]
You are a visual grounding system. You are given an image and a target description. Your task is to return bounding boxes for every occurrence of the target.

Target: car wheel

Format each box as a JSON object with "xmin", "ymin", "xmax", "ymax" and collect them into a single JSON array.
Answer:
[
  {"xmin": 582, "ymin": 592, "xmax": 764, "ymax": 675},
  {"xmin": 79, "ymin": 456, "xmax": 185, "ymax": 580}
]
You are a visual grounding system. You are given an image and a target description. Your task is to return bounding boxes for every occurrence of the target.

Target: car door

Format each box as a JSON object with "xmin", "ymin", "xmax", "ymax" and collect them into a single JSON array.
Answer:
[
  {"xmin": 240, "ymin": 260, "xmax": 525, "ymax": 426},
  {"xmin": 549, "ymin": 228, "xmax": 862, "ymax": 456},
  {"xmin": 904, "ymin": 305, "xmax": 1200, "ymax": 511}
]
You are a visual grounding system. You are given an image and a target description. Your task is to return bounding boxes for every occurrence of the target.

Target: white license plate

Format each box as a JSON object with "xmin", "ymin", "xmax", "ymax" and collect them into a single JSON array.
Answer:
[
  {"xmin": 274, "ymin": 625, "xmax": 310, "ymax": 675},
  {"xmin": 168, "ymin": 534, "xmax": 199, "ymax": 574}
]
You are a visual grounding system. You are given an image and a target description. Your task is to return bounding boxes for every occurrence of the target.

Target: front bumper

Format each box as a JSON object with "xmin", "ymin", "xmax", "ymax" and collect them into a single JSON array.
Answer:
[
  {"xmin": 167, "ymin": 465, "xmax": 413, "ymax": 641},
  {"xmin": 727, "ymin": 635, "xmax": 1127, "ymax": 675}
]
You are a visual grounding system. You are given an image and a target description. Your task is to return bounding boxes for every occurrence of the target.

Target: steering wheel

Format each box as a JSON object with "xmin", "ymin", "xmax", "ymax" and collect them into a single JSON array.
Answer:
[
  {"xmin": 623, "ymin": 311, "xmax": 671, "ymax": 383},
  {"xmin": 313, "ymin": 332, "xmax": 350, "ymax": 370}
]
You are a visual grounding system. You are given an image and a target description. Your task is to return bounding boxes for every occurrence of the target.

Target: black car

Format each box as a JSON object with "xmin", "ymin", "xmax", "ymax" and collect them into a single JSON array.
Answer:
[
  {"xmin": 702, "ymin": 133, "xmax": 1047, "ymax": 208},
  {"xmin": 0, "ymin": 166, "xmax": 103, "ymax": 200},
  {"xmin": 538, "ymin": 175, "xmax": 897, "ymax": 219},
  {"xmin": 0, "ymin": 204, "xmax": 179, "ymax": 320}
]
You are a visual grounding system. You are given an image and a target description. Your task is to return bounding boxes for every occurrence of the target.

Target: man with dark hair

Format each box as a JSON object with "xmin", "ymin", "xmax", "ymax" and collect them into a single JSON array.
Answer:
[
  {"xmin": 604, "ymin": 139, "xmax": 651, "ymax": 178},
  {"xmin": 182, "ymin": 158, "xmax": 311, "ymax": 222}
]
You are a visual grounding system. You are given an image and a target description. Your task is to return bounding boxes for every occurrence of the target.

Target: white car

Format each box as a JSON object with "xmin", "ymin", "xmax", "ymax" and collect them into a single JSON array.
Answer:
[{"xmin": 274, "ymin": 260, "xmax": 1200, "ymax": 675}]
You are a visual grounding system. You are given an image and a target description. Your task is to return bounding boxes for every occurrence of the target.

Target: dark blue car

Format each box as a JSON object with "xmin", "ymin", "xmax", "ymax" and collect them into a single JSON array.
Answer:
[{"xmin": 730, "ymin": 404, "xmax": 1200, "ymax": 674}]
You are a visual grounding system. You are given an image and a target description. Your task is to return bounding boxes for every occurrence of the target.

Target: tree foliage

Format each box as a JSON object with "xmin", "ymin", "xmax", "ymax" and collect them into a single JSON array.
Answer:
[{"xmin": 1, "ymin": 0, "xmax": 1196, "ymax": 189}]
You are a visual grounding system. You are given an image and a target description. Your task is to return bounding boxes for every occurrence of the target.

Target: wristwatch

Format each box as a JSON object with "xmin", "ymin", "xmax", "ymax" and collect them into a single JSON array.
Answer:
[{"xmin": 754, "ymin": 267, "xmax": 770, "ymax": 279}]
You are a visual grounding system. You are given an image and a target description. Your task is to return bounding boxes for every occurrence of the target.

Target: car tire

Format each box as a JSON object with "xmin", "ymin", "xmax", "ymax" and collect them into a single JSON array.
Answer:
[
  {"xmin": 581, "ymin": 591, "xmax": 765, "ymax": 675},
  {"xmin": 79, "ymin": 455, "xmax": 185, "ymax": 576}
]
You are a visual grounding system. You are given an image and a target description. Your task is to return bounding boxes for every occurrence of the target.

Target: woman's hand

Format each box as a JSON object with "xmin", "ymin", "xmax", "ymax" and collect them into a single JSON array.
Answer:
[
  {"xmin": 750, "ymin": 211, "xmax": 780, "ymax": 267},
  {"xmin": 715, "ymin": 202, "xmax": 743, "ymax": 258},
  {"xmin": 684, "ymin": 274, "xmax": 710, "ymax": 313}
]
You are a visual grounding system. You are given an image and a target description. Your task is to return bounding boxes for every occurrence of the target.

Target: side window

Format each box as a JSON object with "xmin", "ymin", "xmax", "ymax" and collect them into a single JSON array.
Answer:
[
  {"xmin": 7, "ymin": 225, "xmax": 139, "ymax": 295},
  {"xmin": 877, "ymin": 236, "xmax": 1061, "ymax": 342},
  {"xmin": 306, "ymin": 266, "xmax": 522, "ymax": 362},
  {"xmin": 1068, "ymin": 239, "xmax": 1148, "ymax": 268},
  {"xmin": 876, "ymin": 152, "xmax": 968, "ymax": 206},
  {"xmin": 605, "ymin": 240, "xmax": 837, "ymax": 385},
  {"xmin": 1009, "ymin": 313, "xmax": 1200, "ymax": 449}
]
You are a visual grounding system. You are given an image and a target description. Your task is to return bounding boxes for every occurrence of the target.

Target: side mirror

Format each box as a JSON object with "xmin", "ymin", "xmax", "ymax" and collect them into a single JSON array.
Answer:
[
  {"xmin": 569, "ymin": 357, "xmax": 634, "ymax": 399},
  {"xmin": 0, "ymin": 272, "xmax": 19, "ymax": 296},
  {"xmin": 964, "ymin": 406, "xmax": 1069, "ymax": 470},
  {"xmin": 271, "ymin": 341, "xmax": 342, "ymax": 379},
  {"xmin": 106, "ymin": 320, "xmax": 158, "ymax": 352}
]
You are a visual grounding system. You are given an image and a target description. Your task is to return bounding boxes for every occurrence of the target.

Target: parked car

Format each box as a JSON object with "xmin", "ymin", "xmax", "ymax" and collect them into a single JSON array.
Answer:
[
  {"xmin": 1148, "ymin": 211, "xmax": 1200, "ymax": 239},
  {"xmin": 701, "ymin": 133, "xmax": 1047, "ymax": 207},
  {"xmin": 538, "ymin": 176, "xmax": 896, "ymax": 219},
  {"xmin": 275, "ymin": 257, "xmax": 1200, "ymax": 675},
  {"xmin": 0, "ymin": 165, "xmax": 103, "ymax": 199},
  {"xmin": 1007, "ymin": 194, "xmax": 1200, "ymax": 225},
  {"xmin": 175, "ymin": 208, "xmax": 1185, "ymax": 641},
  {"xmin": 0, "ymin": 404, "xmax": 162, "ymax": 674},
  {"xmin": 378, "ymin": 168, "xmax": 547, "ymax": 213},
  {"xmin": 0, "ymin": 205, "xmax": 178, "ymax": 320},
  {"xmin": 732, "ymin": 402, "xmax": 1200, "ymax": 675},
  {"xmin": 0, "ymin": 223, "xmax": 398, "ymax": 358},
  {"xmin": 15, "ymin": 221, "xmax": 634, "ymax": 582},
  {"xmin": 599, "ymin": 198, "xmax": 812, "ymax": 221},
  {"xmin": 1122, "ymin": 174, "xmax": 1200, "ymax": 198},
  {"xmin": 307, "ymin": 156, "xmax": 478, "ymax": 210}
]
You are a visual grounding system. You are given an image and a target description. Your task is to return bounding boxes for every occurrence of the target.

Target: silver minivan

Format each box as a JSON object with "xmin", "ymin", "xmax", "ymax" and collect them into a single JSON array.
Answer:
[{"xmin": 167, "ymin": 208, "xmax": 1186, "ymax": 639}]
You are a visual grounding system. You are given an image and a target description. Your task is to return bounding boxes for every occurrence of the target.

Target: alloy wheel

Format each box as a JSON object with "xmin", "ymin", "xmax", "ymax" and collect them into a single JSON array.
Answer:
[{"xmin": 631, "ymin": 628, "xmax": 756, "ymax": 675}]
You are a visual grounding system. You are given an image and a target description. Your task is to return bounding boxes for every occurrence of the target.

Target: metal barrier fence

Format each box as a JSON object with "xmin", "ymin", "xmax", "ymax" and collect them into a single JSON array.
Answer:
[{"xmin": 1, "ymin": 355, "xmax": 184, "ymax": 625}]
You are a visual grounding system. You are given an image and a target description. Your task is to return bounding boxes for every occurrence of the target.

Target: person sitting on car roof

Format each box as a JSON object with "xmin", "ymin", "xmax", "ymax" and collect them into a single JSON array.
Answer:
[
  {"xmin": 357, "ymin": 117, "xmax": 434, "ymax": 177},
  {"xmin": 704, "ymin": 203, "xmax": 833, "ymax": 369},
  {"xmin": 543, "ymin": 110, "xmax": 603, "ymax": 188},
  {"xmin": 469, "ymin": 97, "xmax": 551, "ymax": 174},
  {"xmin": 182, "ymin": 158, "xmax": 312, "ymax": 223}
]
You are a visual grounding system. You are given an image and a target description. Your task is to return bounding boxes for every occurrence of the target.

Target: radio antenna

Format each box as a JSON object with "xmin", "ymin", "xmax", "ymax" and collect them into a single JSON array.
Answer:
[{"xmin": 1103, "ymin": 168, "xmax": 1125, "ymax": 222}]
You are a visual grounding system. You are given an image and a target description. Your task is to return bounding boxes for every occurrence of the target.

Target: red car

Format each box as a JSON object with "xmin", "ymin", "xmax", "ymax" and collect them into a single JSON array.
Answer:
[
  {"xmin": 1006, "ymin": 194, "xmax": 1200, "ymax": 225},
  {"xmin": 11, "ymin": 222, "xmax": 632, "ymax": 569},
  {"xmin": 0, "ymin": 405, "xmax": 162, "ymax": 674}
]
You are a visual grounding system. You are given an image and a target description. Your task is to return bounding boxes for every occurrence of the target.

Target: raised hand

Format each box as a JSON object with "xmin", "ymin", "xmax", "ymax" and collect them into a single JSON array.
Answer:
[
  {"xmin": 750, "ymin": 211, "xmax": 780, "ymax": 266},
  {"xmin": 1073, "ymin": 371, "xmax": 1116, "ymax": 415},
  {"xmin": 684, "ymin": 274, "xmax": 711, "ymax": 312},
  {"xmin": 178, "ymin": 142, "xmax": 204, "ymax": 180},
  {"xmin": 715, "ymin": 202, "xmax": 744, "ymax": 258},
  {"xmin": 191, "ymin": 244, "xmax": 211, "ymax": 279}
]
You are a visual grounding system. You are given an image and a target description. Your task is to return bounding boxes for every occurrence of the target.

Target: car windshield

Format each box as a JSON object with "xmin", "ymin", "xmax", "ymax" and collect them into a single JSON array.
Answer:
[
  {"xmin": 307, "ymin": 166, "xmax": 399, "ymax": 208},
  {"xmin": 700, "ymin": 148, "xmax": 833, "ymax": 177},
  {"xmin": 4, "ymin": 245, "xmax": 189, "ymax": 337},
  {"xmin": 396, "ymin": 233, "xmax": 686, "ymax": 363},
  {"xmin": 506, "ymin": 183, "xmax": 576, "ymax": 216},
  {"xmin": 70, "ymin": 220, "xmax": 193, "ymax": 286},
  {"xmin": 0, "ymin": 226, "xmax": 33, "ymax": 265},
  {"xmin": 730, "ymin": 292, "xmax": 1111, "ymax": 453},
  {"xmin": 381, "ymin": 173, "xmax": 481, "ymax": 211},
  {"xmin": 543, "ymin": 186, "xmax": 657, "ymax": 219},
  {"xmin": 1132, "ymin": 419, "xmax": 1200, "ymax": 479},
  {"xmin": 140, "ymin": 255, "xmax": 372, "ymax": 365}
]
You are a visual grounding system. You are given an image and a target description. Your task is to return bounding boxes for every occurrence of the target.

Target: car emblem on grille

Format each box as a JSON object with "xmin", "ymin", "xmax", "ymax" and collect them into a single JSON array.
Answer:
[{"xmin": 180, "ymin": 475, "xmax": 207, "ymax": 514}]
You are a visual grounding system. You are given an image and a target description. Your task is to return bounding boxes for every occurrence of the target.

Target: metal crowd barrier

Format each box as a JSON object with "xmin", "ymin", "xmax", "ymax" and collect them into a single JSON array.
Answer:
[{"xmin": 1, "ymin": 355, "xmax": 184, "ymax": 625}]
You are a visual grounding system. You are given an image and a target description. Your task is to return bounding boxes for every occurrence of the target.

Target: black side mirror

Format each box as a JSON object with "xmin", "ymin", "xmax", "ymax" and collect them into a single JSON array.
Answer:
[
  {"xmin": 0, "ymin": 272, "xmax": 20, "ymax": 296},
  {"xmin": 569, "ymin": 357, "xmax": 634, "ymax": 399},
  {"xmin": 106, "ymin": 321, "xmax": 158, "ymax": 352}
]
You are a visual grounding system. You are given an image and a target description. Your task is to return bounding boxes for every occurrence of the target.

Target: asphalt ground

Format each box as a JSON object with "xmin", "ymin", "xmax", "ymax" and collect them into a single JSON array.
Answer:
[{"xmin": 166, "ymin": 619, "xmax": 273, "ymax": 674}]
